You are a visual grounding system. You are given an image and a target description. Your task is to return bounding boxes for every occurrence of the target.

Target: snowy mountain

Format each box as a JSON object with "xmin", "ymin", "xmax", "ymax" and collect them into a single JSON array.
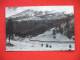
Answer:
[{"xmin": 6, "ymin": 9, "xmax": 69, "ymax": 21}]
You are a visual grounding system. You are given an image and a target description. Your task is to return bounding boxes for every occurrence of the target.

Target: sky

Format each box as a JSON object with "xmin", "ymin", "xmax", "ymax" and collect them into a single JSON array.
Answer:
[{"xmin": 5, "ymin": 6, "xmax": 74, "ymax": 17}]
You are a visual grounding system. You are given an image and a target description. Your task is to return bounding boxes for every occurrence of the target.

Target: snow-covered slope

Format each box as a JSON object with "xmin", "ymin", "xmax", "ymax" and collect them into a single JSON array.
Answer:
[
  {"xmin": 6, "ymin": 28, "xmax": 75, "ymax": 51},
  {"xmin": 31, "ymin": 28, "xmax": 73, "ymax": 41}
]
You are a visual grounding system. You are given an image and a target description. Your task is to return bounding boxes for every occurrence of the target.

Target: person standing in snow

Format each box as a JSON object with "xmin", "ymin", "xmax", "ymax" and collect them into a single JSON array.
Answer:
[
  {"xmin": 69, "ymin": 44, "xmax": 72, "ymax": 51},
  {"xmin": 52, "ymin": 28, "xmax": 56, "ymax": 38}
]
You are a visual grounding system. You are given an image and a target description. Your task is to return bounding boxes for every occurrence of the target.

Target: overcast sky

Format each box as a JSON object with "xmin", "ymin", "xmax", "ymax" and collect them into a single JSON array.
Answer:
[{"xmin": 5, "ymin": 6, "xmax": 74, "ymax": 17}]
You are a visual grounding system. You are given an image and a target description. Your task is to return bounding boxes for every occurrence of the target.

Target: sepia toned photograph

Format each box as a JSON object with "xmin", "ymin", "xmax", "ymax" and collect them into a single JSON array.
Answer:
[{"xmin": 6, "ymin": 6, "xmax": 75, "ymax": 51}]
